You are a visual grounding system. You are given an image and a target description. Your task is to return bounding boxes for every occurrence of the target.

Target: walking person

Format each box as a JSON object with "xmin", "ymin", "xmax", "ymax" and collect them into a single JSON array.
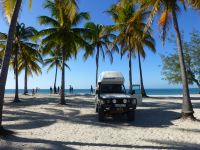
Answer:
[
  {"xmin": 71, "ymin": 86, "xmax": 74, "ymax": 94},
  {"xmin": 32, "ymin": 88, "xmax": 35, "ymax": 96},
  {"xmin": 90, "ymin": 85, "xmax": 94, "ymax": 94},
  {"xmin": 69, "ymin": 85, "xmax": 72, "ymax": 94},
  {"xmin": 50, "ymin": 86, "xmax": 53, "ymax": 94}
]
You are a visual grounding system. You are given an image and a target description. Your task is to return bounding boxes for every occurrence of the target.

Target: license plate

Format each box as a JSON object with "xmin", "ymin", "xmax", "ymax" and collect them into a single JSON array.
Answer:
[{"xmin": 115, "ymin": 104, "xmax": 126, "ymax": 107}]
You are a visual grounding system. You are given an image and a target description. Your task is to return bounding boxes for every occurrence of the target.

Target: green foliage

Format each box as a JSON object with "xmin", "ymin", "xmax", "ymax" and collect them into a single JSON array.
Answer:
[
  {"xmin": 107, "ymin": 0, "xmax": 155, "ymax": 58},
  {"xmin": 0, "ymin": 22, "xmax": 42, "ymax": 76},
  {"xmin": 0, "ymin": 0, "xmax": 32, "ymax": 23},
  {"xmin": 36, "ymin": 0, "xmax": 92, "ymax": 62},
  {"xmin": 161, "ymin": 30, "xmax": 200, "ymax": 87},
  {"xmin": 83, "ymin": 22, "xmax": 117, "ymax": 63}
]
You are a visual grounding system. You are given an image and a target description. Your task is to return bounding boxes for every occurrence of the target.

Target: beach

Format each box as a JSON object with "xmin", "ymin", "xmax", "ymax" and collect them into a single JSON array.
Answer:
[{"xmin": 0, "ymin": 94, "xmax": 200, "ymax": 150}]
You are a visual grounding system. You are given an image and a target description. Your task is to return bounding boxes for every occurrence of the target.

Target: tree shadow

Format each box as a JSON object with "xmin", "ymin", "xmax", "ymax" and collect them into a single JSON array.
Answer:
[
  {"xmin": 3, "ymin": 95, "xmax": 200, "ymax": 131},
  {"xmin": 4, "ymin": 95, "xmax": 95, "ymax": 109},
  {"xmin": 2, "ymin": 109, "xmax": 79, "ymax": 130},
  {"xmin": 1, "ymin": 134, "xmax": 135, "ymax": 150},
  {"xmin": 145, "ymin": 139, "xmax": 200, "ymax": 150},
  {"xmin": 2, "ymin": 134, "xmax": 200, "ymax": 150},
  {"xmin": 147, "ymin": 96, "xmax": 200, "ymax": 101}
]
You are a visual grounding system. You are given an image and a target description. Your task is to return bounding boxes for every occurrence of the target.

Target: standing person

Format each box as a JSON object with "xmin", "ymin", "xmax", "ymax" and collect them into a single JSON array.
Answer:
[
  {"xmin": 36, "ymin": 87, "xmax": 39, "ymax": 94},
  {"xmin": 90, "ymin": 85, "xmax": 94, "ymax": 94},
  {"xmin": 50, "ymin": 86, "xmax": 53, "ymax": 94},
  {"xmin": 71, "ymin": 86, "xmax": 74, "ymax": 94},
  {"xmin": 69, "ymin": 85, "xmax": 71, "ymax": 94},
  {"xmin": 32, "ymin": 88, "xmax": 35, "ymax": 96}
]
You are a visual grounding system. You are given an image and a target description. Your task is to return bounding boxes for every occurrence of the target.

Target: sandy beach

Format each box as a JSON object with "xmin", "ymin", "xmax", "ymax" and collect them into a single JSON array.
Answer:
[{"xmin": 0, "ymin": 94, "xmax": 200, "ymax": 150}]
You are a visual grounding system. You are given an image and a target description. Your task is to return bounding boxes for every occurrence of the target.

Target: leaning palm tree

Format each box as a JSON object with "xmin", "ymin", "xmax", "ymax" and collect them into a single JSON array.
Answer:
[
  {"xmin": 132, "ymin": 0, "xmax": 200, "ymax": 118},
  {"xmin": 35, "ymin": 0, "xmax": 91, "ymax": 104},
  {"xmin": 43, "ymin": 48, "xmax": 70, "ymax": 94},
  {"xmin": 0, "ymin": 0, "xmax": 32, "ymax": 134},
  {"xmin": 84, "ymin": 22, "xmax": 118, "ymax": 86}
]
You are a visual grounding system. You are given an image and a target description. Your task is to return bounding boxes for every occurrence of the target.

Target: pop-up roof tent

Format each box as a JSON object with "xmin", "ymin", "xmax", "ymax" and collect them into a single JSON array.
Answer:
[{"xmin": 98, "ymin": 71, "xmax": 124, "ymax": 84}]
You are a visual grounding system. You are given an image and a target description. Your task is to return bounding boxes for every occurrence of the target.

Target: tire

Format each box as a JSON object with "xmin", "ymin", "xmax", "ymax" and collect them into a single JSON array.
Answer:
[
  {"xmin": 98, "ymin": 106, "xmax": 105, "ymax": 122},
  {"xmin": 127, "ymin": 110, "xmax": 135, "ymax": 121}
]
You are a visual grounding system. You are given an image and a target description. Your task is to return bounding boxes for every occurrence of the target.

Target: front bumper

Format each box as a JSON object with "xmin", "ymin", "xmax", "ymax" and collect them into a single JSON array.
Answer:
[{"xmin": 101, "ymin": 103, "xmax": 136, "ymax": 114}]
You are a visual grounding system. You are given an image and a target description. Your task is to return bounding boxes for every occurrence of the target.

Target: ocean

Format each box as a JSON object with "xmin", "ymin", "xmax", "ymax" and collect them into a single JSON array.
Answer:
[{"xmin": 5, "ymin": 88, "xmax": 200, "ymax": 95}]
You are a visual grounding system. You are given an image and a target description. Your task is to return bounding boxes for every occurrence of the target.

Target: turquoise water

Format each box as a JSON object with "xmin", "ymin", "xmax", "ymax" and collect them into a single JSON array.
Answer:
[{"xmin": 5, "ymin": 88, "xmax": 200, "ymax": 95}]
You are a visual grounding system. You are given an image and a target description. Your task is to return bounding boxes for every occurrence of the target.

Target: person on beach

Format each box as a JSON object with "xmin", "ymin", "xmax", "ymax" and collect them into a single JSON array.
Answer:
[
  {"xmin": 36, "ymin": 87, "xmax": 39, "ymax": 94},
  {"xmin": 32, "ymin": 89, "xmax": 35, "ymax": 96},
  {"xmin": 69, "ymin": 85, "xmax": 72, "ymax": 94},
  {"xmin": 90, "ymin": 85, "xmax": 94, "ymax": 94},
  {"xmin": 50, "ymin": 86, "xmax": 53, "ymax": 94},
  {"xmin": 71, "ymin": 86, "xmax": 74, "ymax": 94}
]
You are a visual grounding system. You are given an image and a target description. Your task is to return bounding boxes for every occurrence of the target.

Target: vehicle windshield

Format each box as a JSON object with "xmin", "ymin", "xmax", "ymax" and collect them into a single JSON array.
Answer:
[{"xmin": 100, "ymin": 84, "xmax": 126, "ymax": 94}]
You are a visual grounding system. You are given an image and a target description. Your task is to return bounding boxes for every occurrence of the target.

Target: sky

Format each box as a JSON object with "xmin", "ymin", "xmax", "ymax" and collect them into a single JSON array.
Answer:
[{"xmin": 0, "ymin": 0, "xmax": 200, "ymax": 89}]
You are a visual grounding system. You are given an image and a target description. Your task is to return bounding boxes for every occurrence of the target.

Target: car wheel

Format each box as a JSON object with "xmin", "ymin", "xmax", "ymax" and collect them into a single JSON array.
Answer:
[
  {"xmin": 127, "ymin": 110, "xmax": 135, "ymax": 121},
  {"xmin": 98, "ymin": 106, "xmax": 105, "ymax": 122}
]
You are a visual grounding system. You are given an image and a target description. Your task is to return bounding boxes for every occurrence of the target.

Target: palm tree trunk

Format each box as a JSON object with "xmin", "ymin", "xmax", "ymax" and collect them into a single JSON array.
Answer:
[
  {"xmin": 96, "ymin": 45, "xmax": 100, "ymax": 86},
  {"xmin": 24, "ymin": 65, "xmax": 28, "ymax": 95},
  {"xmin": 129, "ymin": 50, "xmax": 133, "ymax": 94},
  {"xmin": 14, "ymin": 49, "xmax": 20, "ymax": 102},
  {"xmin": 60, "ymin": 48, "xmax": 66, "ymax": 105},
  {"xmin": 171, "ymin": 5, "xmax": 194, "ymax": 118},
  {"xmin": 0, "ymin": 58, "xmax": 2, "ymax": 69},
  {"xmin": 54, "ymin": 64, "xmax": 58, "ymax": 94},
  {"xmin": 0, "ymin": 0, "xmax": 22, "ymax": 131},
  {"xmin": 138, "ymin": 51, "xmax": 147, "ymax": 97}
]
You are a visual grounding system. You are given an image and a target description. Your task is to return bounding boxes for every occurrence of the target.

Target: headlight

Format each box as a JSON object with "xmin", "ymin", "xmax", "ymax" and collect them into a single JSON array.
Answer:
[
  {"xmin": 112, "ymin": 99, "xmax": 117, "ymax": 104},
  {"xmin": 123, "ymin": 99, "xmax": 127, "ymax": 103},
  {"xmin": 100, "ymin": 100, "xmax": 105, "ymax": 104}
]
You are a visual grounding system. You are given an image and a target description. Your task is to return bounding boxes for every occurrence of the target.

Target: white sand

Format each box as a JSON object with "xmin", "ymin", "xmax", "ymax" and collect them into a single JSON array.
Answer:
[{"xmin": 0, "ymin": 94, "xmax": 200, "ymax": 150}]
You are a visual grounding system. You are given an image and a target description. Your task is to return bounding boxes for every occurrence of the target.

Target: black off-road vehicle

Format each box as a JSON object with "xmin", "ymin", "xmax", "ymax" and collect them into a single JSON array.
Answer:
[{"xmin": 95, "ymin": 71, "xmax": 141, "ymax": 121}]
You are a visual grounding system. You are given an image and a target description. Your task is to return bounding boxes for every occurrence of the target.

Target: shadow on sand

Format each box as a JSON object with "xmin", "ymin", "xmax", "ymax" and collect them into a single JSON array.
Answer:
[
  {"xmin": 1, "ymin": 134, "xmax": 200, "ymax": 150},
  {"xmin": 3, "ymin": 96, "xmax": 190, "ymax": 130},
  {"xmin": 1, "ymin": 95, "xmax": 200, "ymax": 149}
]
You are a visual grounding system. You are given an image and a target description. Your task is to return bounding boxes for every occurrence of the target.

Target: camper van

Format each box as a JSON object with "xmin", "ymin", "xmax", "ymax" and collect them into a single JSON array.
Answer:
[{"xmin": 95, "ymin": 71, "xmax": 142, "ymax": 121}]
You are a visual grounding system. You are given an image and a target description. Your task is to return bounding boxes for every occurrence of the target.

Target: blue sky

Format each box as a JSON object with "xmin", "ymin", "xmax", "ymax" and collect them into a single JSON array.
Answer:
[{"xmin": 1, "ymin": 0, "xmax": 200, "ymax": 89}]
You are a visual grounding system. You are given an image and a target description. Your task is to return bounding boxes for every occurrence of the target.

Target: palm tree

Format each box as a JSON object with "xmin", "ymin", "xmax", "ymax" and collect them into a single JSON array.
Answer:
[
  {"xmin": 0, "ymin": 23, "xmax": 38, "ymax": 100},
  {"xmin": 43, "ymin": 48, "xmax": 70, "ymax": 94},
  {"xmin": 36, "ymin": 0, "xmax": 91, "ymax": 104},
  {"xmin": 107, "ymin": 0, "xmax": 155, "ymax": 94},
  {"xmin": 133, "ymin": 0, "xmax": 200, "ymax": 118},
  {"xmin": 84, "ymin": 22, "xmax": 118, "ymax": 86},
  {"xmin": 18, "ymin": 44, "xmax": 42, "ymax": 95},
  {"xmin": 0, "ymin": 0, "xmax": 32, "ymax": 134},
  {"xmin": 136, "ymin": 31, "xmax": 156, "ymax": 97}
]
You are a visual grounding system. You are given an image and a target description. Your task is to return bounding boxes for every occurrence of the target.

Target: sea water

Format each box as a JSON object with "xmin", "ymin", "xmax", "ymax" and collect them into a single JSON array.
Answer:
[{"xmin": 5, "ymin": 88, "xmax": 199, "ymax": 95}]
